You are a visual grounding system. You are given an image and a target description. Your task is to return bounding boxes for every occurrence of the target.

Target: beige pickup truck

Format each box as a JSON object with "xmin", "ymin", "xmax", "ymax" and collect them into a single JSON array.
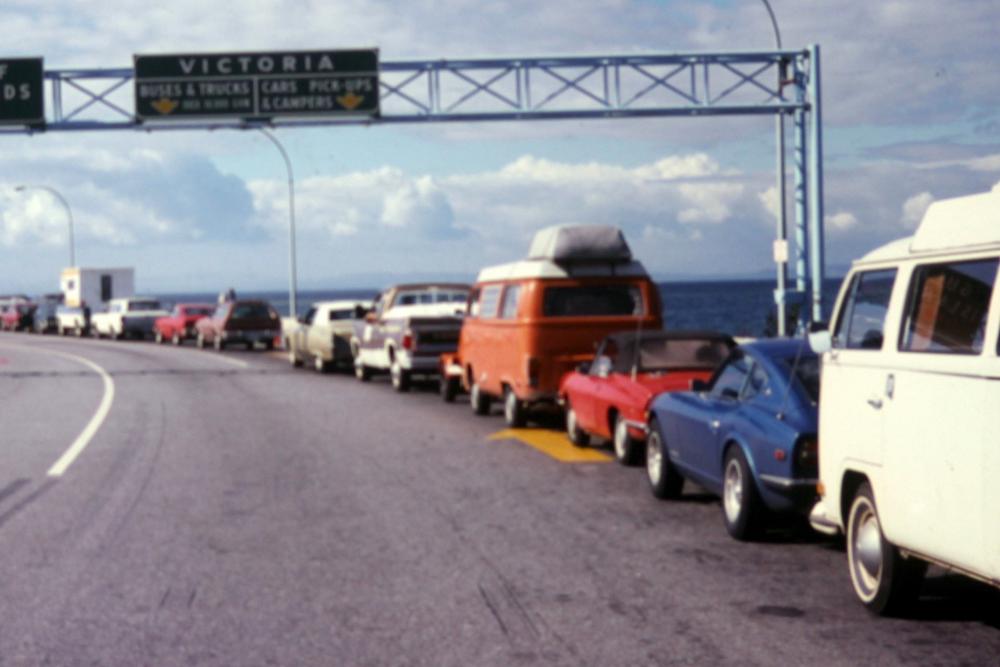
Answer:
[{"xmin": 286, "ymin": 300, "xmax": 371, "ymax": 372}]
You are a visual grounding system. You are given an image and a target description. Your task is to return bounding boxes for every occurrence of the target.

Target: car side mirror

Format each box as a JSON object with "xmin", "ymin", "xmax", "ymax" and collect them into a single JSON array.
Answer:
[
  {"xmin": 808, "ymin": 329, "xmax": 832, "ymax": 354},
  {"xmin": 691, "ymin": 378, "xmax": 708, "ymax": 392},
  {"xmin": 577, "ymin": 361, "xmax": 591, "ymax": 374},
  {"xmin": 365, "ymin": 312, "xmax": 377, "ymax": 323},
  {"xmin": 721, "ymin": 387, "xmax": 739, "ymax": 400},
  {"xmin": 593, "ymin": 355, "xmax": 612, "ymax": 378},
  {"xmin": 298, "ymin": 315, "xmax": 309, "ymax": 324}
]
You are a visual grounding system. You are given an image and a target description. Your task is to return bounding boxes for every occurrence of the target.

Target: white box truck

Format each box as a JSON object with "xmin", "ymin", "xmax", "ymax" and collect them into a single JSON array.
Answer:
[{"xmin": 60, "ymin": 267, "xmax": 134, "ymax": 309}]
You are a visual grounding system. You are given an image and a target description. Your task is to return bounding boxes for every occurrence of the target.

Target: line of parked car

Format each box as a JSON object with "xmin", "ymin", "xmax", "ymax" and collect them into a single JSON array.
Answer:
[
  {"xmin": 0, "ymin": 294, "xmax": 284, "ymax": 351},
  {"xmin": 3, "ymin": 186, "xmax": 998, "ymax": 618}
]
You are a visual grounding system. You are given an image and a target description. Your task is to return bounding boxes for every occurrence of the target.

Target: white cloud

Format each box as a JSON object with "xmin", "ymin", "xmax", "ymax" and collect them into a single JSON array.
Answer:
[
  {"xmin": 901, "ymin": 192, "xmax": 934, "ymax": 230},
  {"xmin": 380, "ymin": 176, "xmax": 459, "ymax": 239},
  {"xmin": 826, "ymin": 211, "xmax": 859, "ymax": 231}
]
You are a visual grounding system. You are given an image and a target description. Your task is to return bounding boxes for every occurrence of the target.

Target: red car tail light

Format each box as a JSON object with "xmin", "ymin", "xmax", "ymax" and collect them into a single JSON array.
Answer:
[{"xmin": 402, "ymin": 330, "xmax": 414, "ymax": 350}]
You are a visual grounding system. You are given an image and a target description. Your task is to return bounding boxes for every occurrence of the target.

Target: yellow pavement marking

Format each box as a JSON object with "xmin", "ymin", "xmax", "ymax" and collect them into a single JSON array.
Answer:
[{"xmin": 488, "ymin": 428, "xmax": 612, "ymax": 463}]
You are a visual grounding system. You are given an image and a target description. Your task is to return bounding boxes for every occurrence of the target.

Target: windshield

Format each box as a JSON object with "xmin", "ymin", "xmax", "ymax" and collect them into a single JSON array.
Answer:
[
  {"xmin": 186, "ymin": 306, "xmax": 215, "ymax": 316},
  {"xmin": 634, "ymin": 337, "xmax": 730, "ymax": 372},
  {"xmin": 231, "ymin": 303, "xmax": 276, "ymax": 319},
  {"xmin": 128, "ymin": 301, "xmax": 162, "ymax": 312},
  {"xmin": 395, "ymin": 289, "xmax": 469, "ymax": 305},
  {"xmin": 542, "ymin": 285, "xmax": 644, "ymax": 317},
  {"xmin": 785, "ymin": 355, "xmax": 820, "ymax": 402}
]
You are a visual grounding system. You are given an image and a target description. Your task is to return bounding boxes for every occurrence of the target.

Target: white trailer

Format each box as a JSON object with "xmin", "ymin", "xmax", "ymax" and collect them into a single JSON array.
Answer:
[{"xmin": 60, "ymin": 267, "xmax": 134, "ymax": 309}]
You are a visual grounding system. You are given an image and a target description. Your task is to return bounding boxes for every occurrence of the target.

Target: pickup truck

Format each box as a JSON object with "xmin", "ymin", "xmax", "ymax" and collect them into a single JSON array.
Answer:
[
  {"xmin": 287, "ymin": 300, "xmax": 370, "ymax": 372},
  {"xmin": 351, "ymin": 283, "xmax": 469, "ymax": 391},
  {"xmin": 56, "ymin": 305, "xmax": 91, "ymax": 337},
  {"xmin": 91, "ymin": 297, "xmax": 170, "ymax": 340}
]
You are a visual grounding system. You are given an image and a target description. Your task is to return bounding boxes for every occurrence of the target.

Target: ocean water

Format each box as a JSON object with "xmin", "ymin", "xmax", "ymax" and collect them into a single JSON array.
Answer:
[{"xmin": 160, "ymin": 278, "xmax": 845, "ymax": 339}]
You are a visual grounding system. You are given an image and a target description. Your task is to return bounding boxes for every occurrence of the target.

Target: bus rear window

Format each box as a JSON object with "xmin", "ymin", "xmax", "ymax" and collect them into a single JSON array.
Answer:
[{"xmin": 542, "ymin": 285, "xmax": 643, "ymax": 317}]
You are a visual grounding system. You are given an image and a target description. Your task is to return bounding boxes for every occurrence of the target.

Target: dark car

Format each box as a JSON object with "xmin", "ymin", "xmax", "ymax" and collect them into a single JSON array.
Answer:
[
  {"xmin": 31, "ymin": 301, "xmax": 60, "ymax": 334},
  {"xmin": 194, "ymin": 299, "xmax": 281, "ymax": 351},
  {"xmin": 645, "ymin": 338, "xmax": 819, "ymax": 541}
]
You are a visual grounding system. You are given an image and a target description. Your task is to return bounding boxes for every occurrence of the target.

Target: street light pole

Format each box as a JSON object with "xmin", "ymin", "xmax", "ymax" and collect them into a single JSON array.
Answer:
[
  {"xmin": 258, "ymin": 128, "xmax": 299, "ymax": 319},
  {"xmin": 760, "ymin": 0, "xmax": 789, "ymax": 336},
  {"xmin": 14, "ymin": 184, "xmax": 76, "ymax": 268}
]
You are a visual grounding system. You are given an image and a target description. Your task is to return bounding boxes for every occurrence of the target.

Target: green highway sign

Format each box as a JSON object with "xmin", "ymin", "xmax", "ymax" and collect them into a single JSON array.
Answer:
[
  {"xmin": 134, "ymin": 49, "xmax": 379, "ymax": 121},
  {"xmin": 0, "ymin": 58, "xmax": 44, "ymax": 126}
]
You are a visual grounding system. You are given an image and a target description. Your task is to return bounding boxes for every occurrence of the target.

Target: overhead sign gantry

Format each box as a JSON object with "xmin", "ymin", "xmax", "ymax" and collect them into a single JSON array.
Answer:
[{"xmin": 0, "ymin": 46, "xmax": 826, "ymax": 326}]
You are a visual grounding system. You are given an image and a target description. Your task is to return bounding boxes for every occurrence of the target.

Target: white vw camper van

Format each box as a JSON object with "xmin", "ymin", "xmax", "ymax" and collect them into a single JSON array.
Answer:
[{"xmin": 810, "ymin": 186, "xmax": 1000, "ymax": 615}]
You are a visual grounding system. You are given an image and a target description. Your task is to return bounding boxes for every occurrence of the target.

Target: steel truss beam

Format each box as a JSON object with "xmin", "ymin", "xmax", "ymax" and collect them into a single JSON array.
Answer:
[
  {"xmin": 4, "ymin": 46, "xmax": 826, "ymax": 323},
  {"xmin": 17, "ymin": 49, "xmax": 809, "ymax": 132}
]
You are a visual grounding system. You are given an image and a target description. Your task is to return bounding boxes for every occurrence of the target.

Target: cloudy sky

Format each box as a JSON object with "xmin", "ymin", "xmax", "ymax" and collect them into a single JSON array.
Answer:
[{"xmin": 1, "ymin": 1, "xmax": 998, "ymax": 296}]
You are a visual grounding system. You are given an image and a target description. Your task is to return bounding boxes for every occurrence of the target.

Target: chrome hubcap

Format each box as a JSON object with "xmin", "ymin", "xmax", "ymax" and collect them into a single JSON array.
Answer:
[
  {"xmin": 723, "ymin": 458, "xmax": 743, "ymax": 523},
  {"xmin": 567, "ymin": 409, "xmax": 577, "ymax": 437},
  {"xmin": 647, "ymin": 435, "xmax": 662, "ymax": 485},
  {"xmin": 614, "ymin": 419, "xmax": 628, "ymax": 459},
  {"xmin": 850, "ymin": 500, "xmax": 883, "ymax": 599}
]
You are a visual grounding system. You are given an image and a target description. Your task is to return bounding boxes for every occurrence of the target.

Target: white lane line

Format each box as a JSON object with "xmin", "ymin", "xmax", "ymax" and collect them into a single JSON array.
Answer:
[
  {"xmin": 44, "ymin": 349, "xmax": 115, "ymax": 477},
  {"xmin": 21, "ymin": 336, "xmax": 251, "ymax": 369},
  {"xmin": 0, "ymin": 343, "xmax": 115, "ymax": 477}
]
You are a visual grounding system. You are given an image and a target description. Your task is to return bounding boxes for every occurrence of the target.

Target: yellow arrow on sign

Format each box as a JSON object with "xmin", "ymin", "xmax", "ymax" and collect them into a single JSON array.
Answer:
[
  {"xmin": 336, "ymin": 92, "xmax": 365, "ymax": 110},
  {"xmin": 150, "ymin": 98, "xmax": 179, "ymax": 115},
  {"xmin": 488, "ymin": 428, "xmax": 612, "ymax": 463}
]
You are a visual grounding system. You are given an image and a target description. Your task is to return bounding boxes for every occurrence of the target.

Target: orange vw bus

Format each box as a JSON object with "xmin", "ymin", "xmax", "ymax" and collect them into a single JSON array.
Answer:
[{"xmin": 445, "ymin": 225, "xmax": 663, "ymax": 427}]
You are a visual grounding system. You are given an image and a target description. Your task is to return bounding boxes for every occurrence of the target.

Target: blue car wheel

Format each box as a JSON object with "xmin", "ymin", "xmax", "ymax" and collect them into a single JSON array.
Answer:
[
  {"xmin": 646, "ymin": 421, "xmax": 683, "ymax": 499},
  {"xmin": 721, "ymin": 446, "xmax": 765, "ymax": 541}
]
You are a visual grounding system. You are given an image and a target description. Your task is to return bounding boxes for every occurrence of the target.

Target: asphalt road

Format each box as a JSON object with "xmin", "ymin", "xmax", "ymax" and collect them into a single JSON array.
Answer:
[{"xmin": 0, "ymin": 331, "xmax": 997, "ymax": 666}]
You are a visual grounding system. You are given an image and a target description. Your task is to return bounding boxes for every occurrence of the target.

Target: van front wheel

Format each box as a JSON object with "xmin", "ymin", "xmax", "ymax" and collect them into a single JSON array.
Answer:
[
  {"xmin": 846, "ymin": 482, "xmax": 926, "ymax": 616},
  {"xmin": 470, "ymin": 382, "xmax": 491, "ymax": 416}
]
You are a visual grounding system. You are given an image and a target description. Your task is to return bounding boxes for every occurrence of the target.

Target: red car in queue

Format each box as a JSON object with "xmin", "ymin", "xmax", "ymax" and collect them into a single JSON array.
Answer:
[
  {"xmin": 560, "ymin": 330, "xmax": 735, "ymax": 466},
  {"xmin": 153, "ymin": 303, "xmax": 215, "ymax": 345}
]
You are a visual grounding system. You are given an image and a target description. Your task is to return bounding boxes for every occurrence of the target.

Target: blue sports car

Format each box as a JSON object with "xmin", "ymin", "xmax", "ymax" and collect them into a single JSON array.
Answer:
[{"xmin": 645, "ymin": 338, "xmax": 820, "ymax": 540}]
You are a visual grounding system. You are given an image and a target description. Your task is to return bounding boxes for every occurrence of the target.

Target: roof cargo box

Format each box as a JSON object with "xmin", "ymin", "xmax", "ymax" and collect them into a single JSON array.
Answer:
[
  {"xmin": 910, "ymin": 185, "xmax": 1000, "ymax": 253},
  {"xmin": 527, "ymin": 225, "xmax": 632, "ymax": 263}
]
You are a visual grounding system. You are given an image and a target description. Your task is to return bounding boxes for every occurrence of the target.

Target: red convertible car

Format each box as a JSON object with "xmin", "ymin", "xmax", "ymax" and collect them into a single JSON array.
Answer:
[
  {"xmin": 153, "ymin": 303, "xmax": 215, "ymax": 345},
  {"xmin": 560, "ymin": 330, "xmax": 735, "ymax": 465}
]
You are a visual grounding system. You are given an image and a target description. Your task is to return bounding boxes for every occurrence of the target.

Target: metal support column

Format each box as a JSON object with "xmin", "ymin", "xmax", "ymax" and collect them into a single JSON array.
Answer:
[
  {"xmin": 806, "ymin": 44, "xmax": 826, "ymax": 323},
  {"xmin": 792, "ymin": 67, "xmax": 809, "ymax": 303}
]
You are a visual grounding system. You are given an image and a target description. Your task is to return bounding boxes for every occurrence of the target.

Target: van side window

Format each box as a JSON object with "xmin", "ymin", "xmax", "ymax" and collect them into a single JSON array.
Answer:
[
  {"xmin": 478, "ymin": 285, "xmax": 502, "ymax": 319},
  {"xmin": 833, "ymin": 269, "xmax": 897, "ymax": 350},
  {"xmin": 901, "ymin": 258, "xmax": 998, "ymax": 355},
  {"xmin": 499, "ymin": 285, "xmax": 521, "ymax": 319}
]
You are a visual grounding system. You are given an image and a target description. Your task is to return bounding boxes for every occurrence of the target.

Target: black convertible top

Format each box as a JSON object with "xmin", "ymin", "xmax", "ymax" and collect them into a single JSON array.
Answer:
[{"xmin": 601, "ymin": 329, "xmax": 736, "ymax": 373}]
